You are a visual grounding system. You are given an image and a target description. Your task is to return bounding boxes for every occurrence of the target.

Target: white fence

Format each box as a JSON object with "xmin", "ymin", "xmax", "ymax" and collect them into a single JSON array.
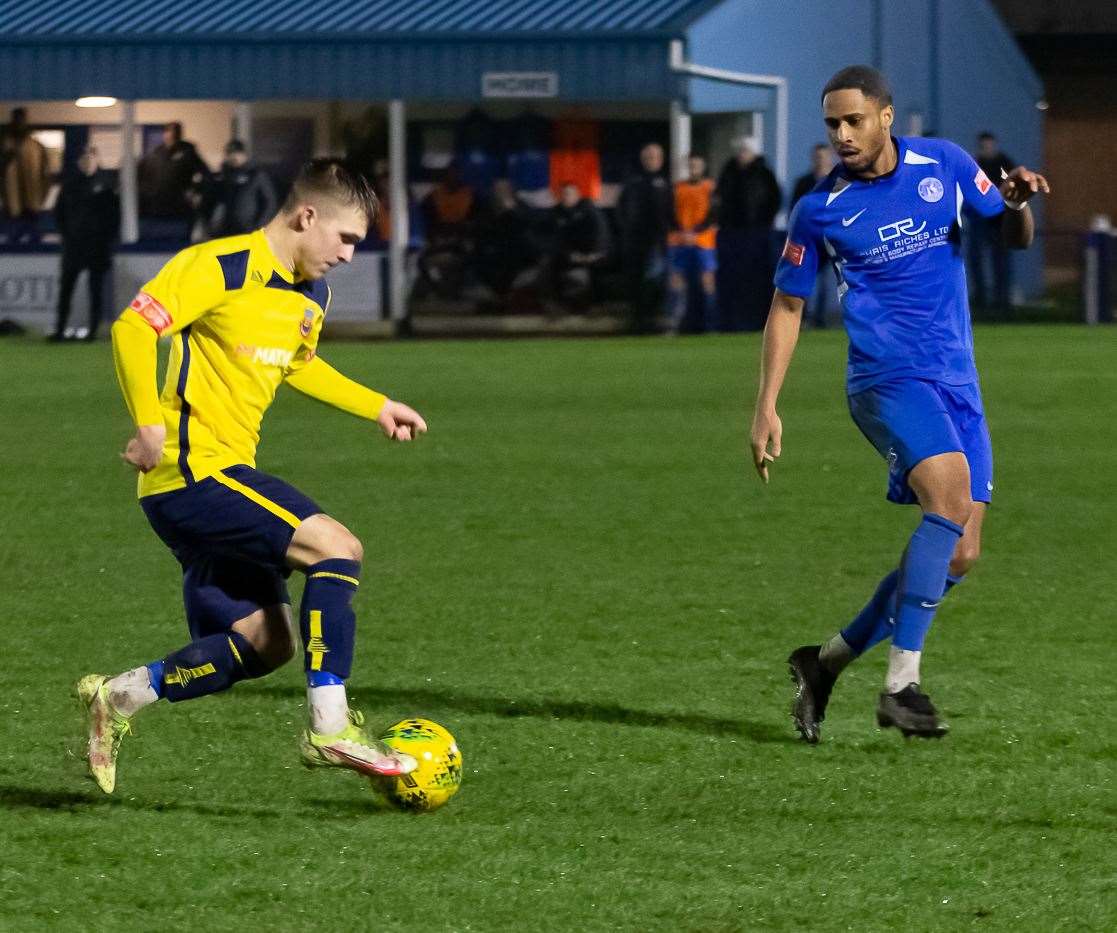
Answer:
[{"xmin": 0, "ymin": 249, "xmax": 391, "ymax": 334}]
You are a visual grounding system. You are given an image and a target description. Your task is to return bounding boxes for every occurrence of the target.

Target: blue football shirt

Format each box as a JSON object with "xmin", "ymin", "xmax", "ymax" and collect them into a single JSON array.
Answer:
[{"xmin": 775, "ymin": 136, "xmax": 1005, "ymax": 393}]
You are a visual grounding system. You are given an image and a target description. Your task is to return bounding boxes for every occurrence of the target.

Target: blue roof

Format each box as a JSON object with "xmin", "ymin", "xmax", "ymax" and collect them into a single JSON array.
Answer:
[
  {"xmin": 0, "ymin": 0, "xmax": 715, "ymax": 40},
  {"xmin": 0, "ymin": 0, "xmax": 721, "ymax": 100}
]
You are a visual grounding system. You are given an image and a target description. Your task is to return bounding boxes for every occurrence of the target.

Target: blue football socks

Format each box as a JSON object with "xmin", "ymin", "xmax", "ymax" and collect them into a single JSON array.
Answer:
[
  {"xmin": 840, "ymin": 568, "xmax": 900, "ymax": 656},
  {"xmin": 891, "ymin": 513, "xmax": 964, "ymax": 652},
  {"xmin": 840, "ymin": 569, "xmax": 966, "ymax": 659}
]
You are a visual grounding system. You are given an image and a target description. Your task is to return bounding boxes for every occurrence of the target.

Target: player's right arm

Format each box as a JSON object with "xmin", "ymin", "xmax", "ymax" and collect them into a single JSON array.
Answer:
[
  {"xmin": 750, "ymin": 201, "xmax": 820, "ymax": 483},
  {"xmin": 750, "ymin": 289, "xmax": 805, "ymax": 483},
  {"xmin": 111, "ymin": 249, "xmax": 224, "ymax": 471}
]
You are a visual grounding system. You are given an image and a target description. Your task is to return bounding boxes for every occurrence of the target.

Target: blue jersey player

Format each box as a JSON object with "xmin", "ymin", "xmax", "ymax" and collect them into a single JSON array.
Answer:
[{"xmin": 749, "ymin": 66, "xmax": 1049, "ymax": 740}]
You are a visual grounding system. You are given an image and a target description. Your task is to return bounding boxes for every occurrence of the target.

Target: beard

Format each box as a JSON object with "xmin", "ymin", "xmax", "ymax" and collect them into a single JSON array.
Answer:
[{"xmin": 842, "ymin": 134, "xmax": 890, "ymax": 175}]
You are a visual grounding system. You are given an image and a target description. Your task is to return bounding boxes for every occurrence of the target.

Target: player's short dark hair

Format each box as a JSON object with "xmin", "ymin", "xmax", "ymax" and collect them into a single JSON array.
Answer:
[
  {"xmin": 821, "ymin": 65, "xmax": 893, "ymax": 106},
  {"xmin": 978, "ymin": 131, "xmax": 996, "ymax": 142},
  {"xmin": 283, "ymin": 158, "xmax": 379, "ymax": 224}
]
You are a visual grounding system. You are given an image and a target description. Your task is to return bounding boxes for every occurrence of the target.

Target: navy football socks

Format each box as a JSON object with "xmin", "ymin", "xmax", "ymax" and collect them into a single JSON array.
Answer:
[
  {"xmin": 299, "ymin": 559, "xmax": 361, "ymax": 681},
  {"xmin": 148, "ymin": 631, "xmax": 265, "ymax": 703}
]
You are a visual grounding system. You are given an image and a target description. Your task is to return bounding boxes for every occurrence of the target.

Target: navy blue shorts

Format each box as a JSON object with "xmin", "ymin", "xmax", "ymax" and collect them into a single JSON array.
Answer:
[
  {"xmin": 847, "ymin": 379, "xmax": 993, "ymax": 506},
  {"xmin": 141, "ymin": 465, "xmax": 322, "ymax": 639}
]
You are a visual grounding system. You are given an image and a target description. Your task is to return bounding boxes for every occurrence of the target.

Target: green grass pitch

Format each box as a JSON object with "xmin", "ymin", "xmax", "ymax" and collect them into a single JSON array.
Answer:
[{"xmin": 0, "ymin": 326, "xmax": 1114, "ymax": 930}]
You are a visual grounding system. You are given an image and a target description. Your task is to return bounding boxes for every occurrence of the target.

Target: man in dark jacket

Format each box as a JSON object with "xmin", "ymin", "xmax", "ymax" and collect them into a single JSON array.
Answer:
[
  {"xmin": 539, "ymin": 182, "xmax": 611, "ymax": 310},
  {"xmin": 968, "ymin": 132, "xmax": 1016, "ymax": 313},
  {"xmin": 138, "ymin": 122, "xmax": 210, "ymax": 240},
  {"xmin": 52, "ymin": 145, "xmax": 120, "ymax": 341},
  {"xmin": 206, "ymin": 140, "xmax": 278, "ymax": 237},
  {"xmin": 715, "ymin": 139, "xmax": 782, "ymax": 330},
  {"xmin": 617, "ymin": 143, "xmax": 673, "ymax": 332}
]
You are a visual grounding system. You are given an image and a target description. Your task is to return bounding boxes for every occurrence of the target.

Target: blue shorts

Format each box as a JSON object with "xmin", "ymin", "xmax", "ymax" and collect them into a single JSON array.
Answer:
[
  {"xmin": 847, "ymin": 379, "xmax": 993, "ymax": 506},
  {"xmin": 667, "ymin": 244, "xmax": 717, "ymax": 275},
  {"xmin": 141, "ymin": 465, "xmax": 322, "ymax": 638}
]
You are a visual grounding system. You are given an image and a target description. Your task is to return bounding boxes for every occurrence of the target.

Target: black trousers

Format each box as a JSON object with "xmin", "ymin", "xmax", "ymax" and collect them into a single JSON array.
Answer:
[
  {"xmin": 56, "ymin": 250, "xmax": 111, "ymax": 338},
  {"xmin": 716, "ymin": 228, "xmax": 774, "ymax": 332},
  {"xmin": 622, "ymin": 245, "xmax": 665, "ymax": 333}
]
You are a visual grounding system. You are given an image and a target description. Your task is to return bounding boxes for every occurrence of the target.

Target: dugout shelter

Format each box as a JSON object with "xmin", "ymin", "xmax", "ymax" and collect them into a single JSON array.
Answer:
[{"xmin": 0, "ymin": 0, "xmax": 1043, "ymax": 331}]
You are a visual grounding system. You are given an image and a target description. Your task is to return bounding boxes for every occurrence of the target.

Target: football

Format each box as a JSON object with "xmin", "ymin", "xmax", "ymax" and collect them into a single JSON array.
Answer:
[{"xmin": 376, "ymin": 718, "xmax": 462, "ymax": 812}]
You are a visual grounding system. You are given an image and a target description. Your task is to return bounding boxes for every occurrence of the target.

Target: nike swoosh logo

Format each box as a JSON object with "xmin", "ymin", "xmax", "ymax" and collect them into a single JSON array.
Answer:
[
  {"xmin": 920, "ymin": 601, "xmax": 941, "ymax": 609},
  {"xmin": 842, "ymin": 209, "xmax": 867, "ymax": 226}
]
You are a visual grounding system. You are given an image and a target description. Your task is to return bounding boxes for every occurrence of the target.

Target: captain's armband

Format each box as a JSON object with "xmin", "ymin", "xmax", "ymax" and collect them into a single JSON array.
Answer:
[{"xmin": 128, "ymin": 292, "xmax": 173, "ymax": 334}]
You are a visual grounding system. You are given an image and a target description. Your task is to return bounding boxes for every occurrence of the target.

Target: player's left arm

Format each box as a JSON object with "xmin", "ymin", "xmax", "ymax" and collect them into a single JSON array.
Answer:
[
  {"xmin": 948, "ymin": 140, "xmax": 1048, "ymax": 251},
  {"xmin": 284, "ymin": 288, "xmax": 426, "ymax": 441},
  {"xmin": 998, "ymin": 166, "xmax": 1050, "ymax": 250},
  {"xmin": 285, "ymin": 355, "xmax": 426, "ymax": 442}
]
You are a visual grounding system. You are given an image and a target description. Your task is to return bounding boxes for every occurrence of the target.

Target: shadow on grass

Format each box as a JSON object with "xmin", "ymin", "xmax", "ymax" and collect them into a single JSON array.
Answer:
[
  {"xmin": 249, "ymin": 682, "xmax": 794, "ymax": 745},
  {"xmin": 0, "ymin": 782, "xmax": 393, "ymax": 820}
]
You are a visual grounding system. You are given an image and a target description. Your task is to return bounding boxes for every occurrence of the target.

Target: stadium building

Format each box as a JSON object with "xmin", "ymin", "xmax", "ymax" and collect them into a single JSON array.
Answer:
[{"xmin": 0, "ymin": 0, "xmax": 1042, "ymax": 333}]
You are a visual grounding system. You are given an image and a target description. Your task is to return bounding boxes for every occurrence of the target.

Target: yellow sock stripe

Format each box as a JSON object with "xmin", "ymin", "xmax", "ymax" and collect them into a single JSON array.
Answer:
[
  {"xmin": 308, "ymin": 609, "xmax": 326, "ymax": 671},
  {"xmin": 308, "ymin": 571, "xmax": 360, "ymax": 587},
  {"xmin": 210, "ymin": 471, "xmax": 301, "ymax": 528},
  {"xmin": 164, "ymin": 662, "xmax": 216, "ymax": 686},
  {"xmin": 227, "ymin": 636, "xmax": 243, "ymax": 666}
]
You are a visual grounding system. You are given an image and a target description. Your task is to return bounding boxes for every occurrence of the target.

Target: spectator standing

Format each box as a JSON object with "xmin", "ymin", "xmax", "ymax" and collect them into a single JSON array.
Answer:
[
  {"xmin": 968, "ymin": 131, "xmax": 1016, "ymax": 313},
  {"xmin": 667, "ymin": 155, "xmax": 719, "ymax": 333},
  {"xmin": 617, "ymin": 143, "xmax": 673, "ymax": 333},
  {"xmin": 138, "ymin": 122, "xmax": 210, "ymax": 241},
  {"xmin": 1, "ymin": 107, "xmax": 50, "ymax": 244},
  {"xmin": 790, "ymin": 143, "xmax": 838, "ymax": 328},
  {"xmin": 206, "ymin": 140, "xmax": 277, "ymax": 237},
  {"xmin": 52, "ymin": 145, "xmax": 120, "ymax": 341},
  {"xmin": 538, "ymin": 181, "xmax": 610, "ymax": 311},
  {"xmin": 715, "ymin": 138, "xmax": 781, "ymax": 330}
]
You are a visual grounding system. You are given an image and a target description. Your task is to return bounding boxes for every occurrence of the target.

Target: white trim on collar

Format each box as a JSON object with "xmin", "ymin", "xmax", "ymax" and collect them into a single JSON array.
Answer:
[{"xmin": 903, "ymin": 149, "xmax": 939, "ymax": 165}]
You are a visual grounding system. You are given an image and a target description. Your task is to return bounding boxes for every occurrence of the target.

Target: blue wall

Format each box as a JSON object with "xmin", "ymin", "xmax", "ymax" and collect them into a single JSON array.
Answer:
[{"xmin": 685, "ymin": 0, "xmax": 1044, "ymax": 293}]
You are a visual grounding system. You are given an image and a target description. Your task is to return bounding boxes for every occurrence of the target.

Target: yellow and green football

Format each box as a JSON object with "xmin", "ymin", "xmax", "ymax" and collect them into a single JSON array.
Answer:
[{"xmin": 375, "ymin": 718, "xmax": 462, "ymax": 812}]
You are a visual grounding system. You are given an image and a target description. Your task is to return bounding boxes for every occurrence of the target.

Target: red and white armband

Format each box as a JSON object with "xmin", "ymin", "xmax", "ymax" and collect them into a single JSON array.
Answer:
[{"xmin": 128, "ymin": 292, "xmax": 173, "ymax": 334}]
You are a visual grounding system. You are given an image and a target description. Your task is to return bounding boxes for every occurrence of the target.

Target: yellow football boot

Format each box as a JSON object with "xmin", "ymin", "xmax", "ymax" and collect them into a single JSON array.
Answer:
[
  {"xmin": 300, "ymin": 710, "xmax": 417, "ymax": 777},
  {"xmin": 76, "ymin": 674, "xmax": 133, "ymax": 794}
]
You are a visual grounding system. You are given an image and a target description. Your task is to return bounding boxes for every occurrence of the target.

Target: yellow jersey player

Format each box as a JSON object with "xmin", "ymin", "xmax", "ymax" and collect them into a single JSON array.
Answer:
[{"xmin": 77, "ymin": 159, "xmax": 427, "ymax": 793}]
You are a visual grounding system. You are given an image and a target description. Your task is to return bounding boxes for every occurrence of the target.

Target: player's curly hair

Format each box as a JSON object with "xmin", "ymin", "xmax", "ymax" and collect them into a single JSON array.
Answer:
[
  {"xmin": 283, "ymin": 158, "xmax": 379, "ymax": 223},
  {"xmin": 821, "ymin": 65, "xmax": 893, "ymax": 106}
]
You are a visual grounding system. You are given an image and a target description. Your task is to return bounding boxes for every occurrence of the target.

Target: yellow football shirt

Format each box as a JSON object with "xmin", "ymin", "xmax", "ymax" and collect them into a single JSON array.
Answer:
[{"xmin": 112, "ymin": 228, "xmax": 386, "ymax": 497}]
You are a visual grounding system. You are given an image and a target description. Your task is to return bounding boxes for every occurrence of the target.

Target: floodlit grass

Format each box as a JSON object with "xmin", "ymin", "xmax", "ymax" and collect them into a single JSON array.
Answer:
[{"xmin": 0, "ymin": 326, "xmax": 1114, "ymax": 930}]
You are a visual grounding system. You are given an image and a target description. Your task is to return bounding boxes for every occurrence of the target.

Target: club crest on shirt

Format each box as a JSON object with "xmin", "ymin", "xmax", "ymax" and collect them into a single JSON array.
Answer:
[
  {"xmin": 917, "ymin": 177, "xmax": 944, "ymax": 203},
  {"xmin": 300, "ymin": 308, "xmax": 314, "ymax": 337}
]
